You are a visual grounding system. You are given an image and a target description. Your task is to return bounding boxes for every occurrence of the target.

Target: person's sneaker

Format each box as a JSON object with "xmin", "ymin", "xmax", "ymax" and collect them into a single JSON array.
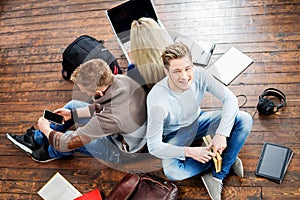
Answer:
[
  {"xmin": 232, "ymin": 157, "xmax": 244, "ymax": 178},
  {"xmin": 6, "ymin": 126, "xmax": 40, "ymax": 155},
  {"xmin": 31, "ymin": 143, "xmax": 59, "ymax": 163},
  {"xmin": 201, "ymin": 173, "xmax": 222, "ymax": 200}
]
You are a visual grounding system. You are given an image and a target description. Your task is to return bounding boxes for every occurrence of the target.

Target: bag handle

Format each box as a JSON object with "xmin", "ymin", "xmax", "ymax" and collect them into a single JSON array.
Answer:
[{"xmin": 106, "ymin": 173, "xmax": 140, "ymax": 200}]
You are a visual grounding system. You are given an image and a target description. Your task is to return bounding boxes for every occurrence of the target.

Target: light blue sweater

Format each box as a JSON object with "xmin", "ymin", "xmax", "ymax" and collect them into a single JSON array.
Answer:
[{"xmin": 146, "ymin": 67, "xmax": 238, "ymax": 160}]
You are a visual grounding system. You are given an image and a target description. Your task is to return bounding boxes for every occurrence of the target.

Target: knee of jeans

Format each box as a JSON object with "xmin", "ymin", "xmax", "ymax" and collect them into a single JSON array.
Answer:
[
  {"xmin": 238, "ymin": 111, "xmax": 253, "ymax": 133},
  {"xmin": 163, "ymin": 168, "xmax": 185, "ymax": 181},
  {"xmin": 64, "ymin": 100, "xmax": 76, "ymax": 109},
  {"xmin": 64, "ymin": 100, "xmax": 87, "ymax": 109},
  {"xmin": 162, "ymin": 163, "xmax": 189, "ymax": 181}
]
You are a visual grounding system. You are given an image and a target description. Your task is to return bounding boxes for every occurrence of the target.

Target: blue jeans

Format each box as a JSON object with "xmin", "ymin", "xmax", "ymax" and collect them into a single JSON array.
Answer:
[
  {"xmin": 33, "ymin": 100, "xmax": 122, "ymax": 163},
  {"xmin": 162, "ymin": 110, "xmax": 253, "ymax": 181}
]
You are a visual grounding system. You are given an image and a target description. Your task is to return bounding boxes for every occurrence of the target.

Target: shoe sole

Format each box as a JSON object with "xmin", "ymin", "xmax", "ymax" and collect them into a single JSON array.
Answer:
[
  {"xmin": 6, "ymin": 133, "xmax": 33, "ymax": 155},
  {"xmin": 31, "ymin": 156, "xmax": 58, "ymax": 163}
]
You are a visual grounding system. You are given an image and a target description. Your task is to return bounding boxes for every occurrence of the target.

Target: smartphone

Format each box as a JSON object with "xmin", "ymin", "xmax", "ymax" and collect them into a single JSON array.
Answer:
[{"xmin": 43, "ymin": 109, "xmax": 63, "ymax": 124}]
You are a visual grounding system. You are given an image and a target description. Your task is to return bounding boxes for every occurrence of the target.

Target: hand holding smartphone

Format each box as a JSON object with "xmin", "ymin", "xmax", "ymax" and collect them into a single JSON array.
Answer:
[{"xmin": 43, "ymin": 109, "xmax": 64, "ymax": 124}]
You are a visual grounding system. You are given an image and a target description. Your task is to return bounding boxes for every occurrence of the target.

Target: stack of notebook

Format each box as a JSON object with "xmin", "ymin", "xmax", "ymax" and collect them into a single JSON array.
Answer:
[{"xmin": 202, "ymin": 135, "xmax": 222, "ymax": 173}]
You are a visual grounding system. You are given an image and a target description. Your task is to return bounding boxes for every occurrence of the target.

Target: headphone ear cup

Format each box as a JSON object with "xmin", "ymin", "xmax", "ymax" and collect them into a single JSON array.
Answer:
[
  {"xmin": 257, "ymin": 98, "xmax": 275, "ymax": 115},
  {"xmin": 257, "ymin": 97, "xmax": 267, "ymax": 110}
]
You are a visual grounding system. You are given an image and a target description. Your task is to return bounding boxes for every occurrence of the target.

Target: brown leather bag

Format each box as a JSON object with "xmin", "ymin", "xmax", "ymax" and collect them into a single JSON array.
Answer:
[{"xmin": 106, "ymin": 173, "xmax": 178, "ymax": 200}]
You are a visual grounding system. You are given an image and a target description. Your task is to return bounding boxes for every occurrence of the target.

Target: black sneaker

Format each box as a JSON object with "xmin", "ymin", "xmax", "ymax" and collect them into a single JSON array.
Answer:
[
  {"xmin": 31, "ymin": 143, "xmax": 59, "ymax": 163},
  {"xmin": 6, "ymin": 126, "xmax": 40, "ymax": 155}
]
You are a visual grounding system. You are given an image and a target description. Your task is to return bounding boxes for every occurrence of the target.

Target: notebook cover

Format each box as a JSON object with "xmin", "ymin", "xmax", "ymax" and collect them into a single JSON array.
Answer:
[
  {"xmin": 255, "ymin": 142, "xmax": 293, "ymax": 184},
  {"xmin": 206, "ymin": 47, "xmax": 253, "ymax": 85},
  {"xmin": 74, "ymin": 188, "xmax": 102, "ymax": 200}
]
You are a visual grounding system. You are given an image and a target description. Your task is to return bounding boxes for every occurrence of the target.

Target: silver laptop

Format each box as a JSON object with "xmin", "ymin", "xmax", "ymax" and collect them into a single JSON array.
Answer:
[
  {"xmin": 105, "ymin": 0, "xmax": 165, "ymax": 63},
  {"xmin": 106, "ymin": 0, "xmax": 215, "ymax": 66}
]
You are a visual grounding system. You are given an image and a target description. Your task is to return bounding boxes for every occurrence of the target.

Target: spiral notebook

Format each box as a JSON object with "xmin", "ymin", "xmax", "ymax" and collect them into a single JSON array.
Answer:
[{"xmin": 255, "ymin": 142, "xmax": 294, "ymax": 184}]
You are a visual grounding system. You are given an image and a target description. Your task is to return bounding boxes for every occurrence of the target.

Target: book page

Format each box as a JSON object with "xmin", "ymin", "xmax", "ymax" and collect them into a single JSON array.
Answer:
[{"xmin": 38, "ymin": 172, "xmax": 82, "ymax": 200}]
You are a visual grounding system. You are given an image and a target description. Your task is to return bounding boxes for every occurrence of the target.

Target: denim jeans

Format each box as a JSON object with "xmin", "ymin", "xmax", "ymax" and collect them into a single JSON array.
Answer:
[
  {"xmin": 161, "ymin": 110, "xmax": 253, "ymax": 181},
  {"xmin": 33, "ymin": 100, "xmax": 122, "ymax": 163}
]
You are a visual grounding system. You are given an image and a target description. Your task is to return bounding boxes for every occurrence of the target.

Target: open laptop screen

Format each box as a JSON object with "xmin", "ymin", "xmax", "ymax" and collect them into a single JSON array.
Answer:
[{"xmin": 106, "ymin": 0, "xmax": 159, "ymax": 43}]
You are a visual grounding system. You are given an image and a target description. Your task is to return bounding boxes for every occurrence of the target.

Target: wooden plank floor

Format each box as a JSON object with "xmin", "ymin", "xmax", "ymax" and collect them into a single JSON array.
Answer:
[{"xmin": 1, "ymin": 0, "xmax": 299, "ymax": 199}]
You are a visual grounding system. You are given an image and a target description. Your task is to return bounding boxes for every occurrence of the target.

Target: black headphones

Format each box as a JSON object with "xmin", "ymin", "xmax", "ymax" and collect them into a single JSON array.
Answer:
[{"xmin": 257, "ymin": 88, "xmax": 286, "ymax": 115}]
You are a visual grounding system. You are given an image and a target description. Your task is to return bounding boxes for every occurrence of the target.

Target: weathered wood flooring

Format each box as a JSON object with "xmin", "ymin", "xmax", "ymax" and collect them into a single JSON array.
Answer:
[{"xmin": 1, "ymin": 0, "xmax": 299, "ymax": 199}]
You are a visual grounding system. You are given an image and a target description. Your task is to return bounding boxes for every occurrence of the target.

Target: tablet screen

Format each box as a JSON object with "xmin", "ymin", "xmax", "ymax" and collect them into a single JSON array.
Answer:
[{"xmin": 257, "ymin": 143, "xmax": 288, "ymax": 179}]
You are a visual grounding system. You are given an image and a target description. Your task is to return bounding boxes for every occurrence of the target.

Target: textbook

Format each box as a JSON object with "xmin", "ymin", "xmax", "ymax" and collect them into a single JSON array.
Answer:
[
  {"xmin": 255, "ymin": 142, "xmax": 294, "ymax": 184},
  {"xmin": 38, "ymin": 172, "xmax": 82, "ymax": 200},
  {"xmin": 202, "ymin": 135, "xmax": 222, "ymax": 173},
  {"xmin": 206, "ymin": 47, "xmax": 253, "ymax": 85}
]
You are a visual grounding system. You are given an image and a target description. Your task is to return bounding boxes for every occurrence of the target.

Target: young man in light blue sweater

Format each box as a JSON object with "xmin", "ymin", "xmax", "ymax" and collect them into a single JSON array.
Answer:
[{"xmin": 146, "ymin": 42, "xmax": 253, "ymax": 200}]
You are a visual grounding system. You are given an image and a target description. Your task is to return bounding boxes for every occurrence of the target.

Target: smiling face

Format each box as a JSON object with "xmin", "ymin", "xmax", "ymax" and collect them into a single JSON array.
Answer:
[
  {"xmin": 164, "ymin": 55, "xmax": 194, "ymax": 93},
  {"xmin": 161, "ymin": 42, "xmax": 194, "ymax": 93}
]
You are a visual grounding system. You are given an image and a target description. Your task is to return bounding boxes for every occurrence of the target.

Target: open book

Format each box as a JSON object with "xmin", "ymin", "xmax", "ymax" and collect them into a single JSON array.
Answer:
[{"xmin": 38, "ymin": 172, "xmax": 82, "ymax": 200}]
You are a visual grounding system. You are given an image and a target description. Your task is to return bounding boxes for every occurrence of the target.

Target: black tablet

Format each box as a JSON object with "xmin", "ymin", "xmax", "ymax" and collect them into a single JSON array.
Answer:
[{"xmin": 255, "ymin": 142, "xmax": 293, "ymax": 184}]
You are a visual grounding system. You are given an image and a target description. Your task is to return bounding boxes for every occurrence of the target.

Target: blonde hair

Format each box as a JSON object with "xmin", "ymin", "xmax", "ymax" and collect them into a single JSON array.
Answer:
[
  {"xmin": 71, "ymin": 59, "xmax": 114, "ymax": 92},
  {"xmin": 129, "ymin": 17, "xmax": 173, "ymax": 86},
  {"xmin": 161, "ymin": 42, "xmax": 192, "ymax": 70}
]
